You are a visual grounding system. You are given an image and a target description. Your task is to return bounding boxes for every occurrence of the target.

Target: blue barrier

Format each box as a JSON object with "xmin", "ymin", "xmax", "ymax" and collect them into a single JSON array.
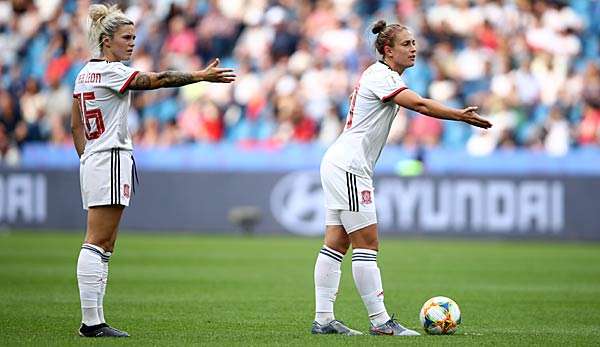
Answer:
[{"xmin": 19, "ymin": 142, "xmax": 600, "ymax": 175}]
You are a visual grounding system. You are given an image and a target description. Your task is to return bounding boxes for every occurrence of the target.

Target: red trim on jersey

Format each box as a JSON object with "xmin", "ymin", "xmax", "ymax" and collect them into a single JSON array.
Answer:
[
  {"xmin": 346, "ymin": 83, "xmax": 360, "ymax": 129},
  {"xmin": 382, "ymin": 87, "xmax": 408, "ymax": 102},
  {"xmin": 119, "ymin": 71, "xmax": 139, "ymax": 94}
]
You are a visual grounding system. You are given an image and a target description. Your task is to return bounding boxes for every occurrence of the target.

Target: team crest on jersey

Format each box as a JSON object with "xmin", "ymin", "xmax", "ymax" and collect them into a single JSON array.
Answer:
[
  {"xmin": 123, "ymin": 184, "xmax": 130, "ymax": 198},
  {"xmin": 361, "ymin": 190, "xmax": 372, "ymax": 204}
]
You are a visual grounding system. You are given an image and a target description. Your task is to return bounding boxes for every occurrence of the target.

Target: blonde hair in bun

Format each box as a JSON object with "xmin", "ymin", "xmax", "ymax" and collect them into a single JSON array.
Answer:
[{"xmin": 88, "ymin": 4, "xmax": 133, "ymax": 57}]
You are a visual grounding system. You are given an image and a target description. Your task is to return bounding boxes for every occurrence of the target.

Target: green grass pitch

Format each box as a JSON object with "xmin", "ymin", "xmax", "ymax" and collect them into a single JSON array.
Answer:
[{"xmin": 1, "ymin": 231, "xmax": 600, "ymax": 346}]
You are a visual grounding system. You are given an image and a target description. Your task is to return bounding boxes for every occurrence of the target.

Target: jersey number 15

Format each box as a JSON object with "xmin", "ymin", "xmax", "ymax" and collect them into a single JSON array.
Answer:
[
  {"xmin": 75, "ymin": 92, "xmax": 105, "ymax": 140},
  {"xmin": 346, "ymin": 84, "xmax": 359, "ymax": 129}
]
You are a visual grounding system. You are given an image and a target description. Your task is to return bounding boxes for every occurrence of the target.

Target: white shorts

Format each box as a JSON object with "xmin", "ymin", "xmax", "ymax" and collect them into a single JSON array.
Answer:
[
  {"xmin": 320, "ymin": 159, "xmax": 377, "ymax": 232},
  {"xmin": 320, "ymin": 160, "xmax": 376, "ymax": 212},
  {"xmin": 80, "ymin": 148, "xmax": 134, "ymax": 210},
  {"xmin": 325, "ymin": 209, "xmax": 377, "ymax": 233}
]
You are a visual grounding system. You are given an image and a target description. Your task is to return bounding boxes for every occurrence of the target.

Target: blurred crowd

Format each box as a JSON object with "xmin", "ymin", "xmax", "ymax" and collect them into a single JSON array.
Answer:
[{"xmin": 0, "ymin": 0, "xmax": 599, "ymax": 166}]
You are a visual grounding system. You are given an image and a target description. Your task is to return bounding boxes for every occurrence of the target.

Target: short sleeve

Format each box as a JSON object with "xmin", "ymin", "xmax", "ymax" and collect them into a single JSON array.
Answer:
[
  {"xmin": 367, "ymin": 71, "xmax": 407, "ymax": 102},
  {"xmin": 103, "ymin": 62, "xmax": 139, "ymax": 94}
]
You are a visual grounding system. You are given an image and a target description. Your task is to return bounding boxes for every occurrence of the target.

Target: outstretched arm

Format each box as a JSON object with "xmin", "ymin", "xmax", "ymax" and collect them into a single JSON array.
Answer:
[
  {"xmin": 128, "ymin": 58, "xmax": 236, "ymax": 91},
  {"xmin": 392, "ymin": 89, "xmax": 492, "ymax": 129}
]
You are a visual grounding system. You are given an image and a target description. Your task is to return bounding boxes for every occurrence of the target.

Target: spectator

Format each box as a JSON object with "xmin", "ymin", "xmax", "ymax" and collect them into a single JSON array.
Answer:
[
  {"xmin": 0, "ymin": 0, "xmax": 597, "ymax": 159},
  {"xmin": 0, "ymin": 124, "xmax": 20, "ymax": 166},
  {"xmin": 544, "ymin": 106, "xmax": 571, "ymax": 156}
]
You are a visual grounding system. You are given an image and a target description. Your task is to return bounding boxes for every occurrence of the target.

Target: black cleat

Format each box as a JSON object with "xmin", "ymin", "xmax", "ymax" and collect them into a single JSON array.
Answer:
[{"xmin": 79, "ymin": 323, "xmax": 130, "ymax": 337}]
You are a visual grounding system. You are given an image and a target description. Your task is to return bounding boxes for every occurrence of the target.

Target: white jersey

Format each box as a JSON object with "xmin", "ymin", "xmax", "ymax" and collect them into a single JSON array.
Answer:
[
  {"xmin": 73, "ymin": 59, "xmax": 139, "ymax": 160},
  {"xmin": 323, "ymin": 61, "xmax": 407, "ymax": 178}
]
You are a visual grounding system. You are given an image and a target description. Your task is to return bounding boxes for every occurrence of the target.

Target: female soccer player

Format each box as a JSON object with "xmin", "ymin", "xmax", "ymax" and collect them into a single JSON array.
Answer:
[
  {"xmin": 71, "ymin": 4, "xmax": 235, "ymax": 337},
  {"xmin": 311, "ymin": 20, "xmax": 491, "ymax": 336}
]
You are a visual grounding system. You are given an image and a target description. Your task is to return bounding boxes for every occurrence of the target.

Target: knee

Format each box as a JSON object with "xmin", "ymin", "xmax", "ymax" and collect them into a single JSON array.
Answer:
[
  {"xmin": 350, "ymin": 230, "xmax": 379, "ymax": 251},
  {"xmin": 365, "ymin": 233, "xmax": 379, "ymax": 249},
  {"xmin": 355, "ymin": 238, "xmax": 378, "ymax": 251},
  {"xmin": 368, "ymin": 239, "xmax": 379, "ymax": 250},
  {"xmin": 325, "ymin": 241, "xmax": 350, "ymax": 255},
  {"xmin": 84, "ymin": 236, "xmax": 113, "ymax": 253},
  {"xmin": 324, "ymin": 225, "xmax": 351, "ymax": 255}
]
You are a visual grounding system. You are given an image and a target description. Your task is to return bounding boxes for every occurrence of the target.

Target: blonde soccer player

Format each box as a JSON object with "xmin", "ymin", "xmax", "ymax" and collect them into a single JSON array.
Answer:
[
  {"xmin": 311, "ymin": 20, "xmax": 492, "ymax": 336},
  {"xmin": 71, "ymin": 4, "xmax": 235, "ymax": 337}
]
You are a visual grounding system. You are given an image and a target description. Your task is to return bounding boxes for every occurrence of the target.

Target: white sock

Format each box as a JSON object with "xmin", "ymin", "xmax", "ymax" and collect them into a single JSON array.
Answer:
[
  {"xmin": 352, "ymin": 248, "xmax": 391, "ymax": 326},
  {"xmin": 77, "ymin": 243, "xmax": 109, "ymax": 326},
  {"xmin": 314, "ymin": 245, "xmax": 344, "ymax": 325},
  {"xmin": 97, "ymin": 251, "xmax": 111, "ymax": 324}
]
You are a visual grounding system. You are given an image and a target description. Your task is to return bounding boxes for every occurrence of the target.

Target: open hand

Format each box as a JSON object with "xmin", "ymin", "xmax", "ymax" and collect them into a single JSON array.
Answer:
[
  {"xmin": 200, "ymin": 58, "xmax": 236, "ymax": 83},
  {"xmin": 460, "ymin": 106, "xmax": 492, "ymax": 129}
]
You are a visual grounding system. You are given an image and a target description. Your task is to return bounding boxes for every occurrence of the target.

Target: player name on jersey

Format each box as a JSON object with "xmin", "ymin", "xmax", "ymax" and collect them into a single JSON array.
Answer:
[{"xmin": 77, "ymin": 72, "xmax": 102, "ymax": 84}]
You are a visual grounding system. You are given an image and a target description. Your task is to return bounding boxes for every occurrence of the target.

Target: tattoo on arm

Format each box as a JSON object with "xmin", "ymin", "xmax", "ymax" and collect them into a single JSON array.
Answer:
[
  {"xmin": 155, "ymin": 71, "xmax": 197, "ymax": 88},
  {"xmin": 128, "ymin": 73, "xmax": 152, "ymax": 90},
  {"xmin": 128, "ymin": 71, "xmax": 199, "ymax": 91}
]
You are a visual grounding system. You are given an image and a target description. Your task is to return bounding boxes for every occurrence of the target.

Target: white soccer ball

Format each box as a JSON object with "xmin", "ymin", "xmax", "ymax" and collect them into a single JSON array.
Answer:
[{"xmin": 419, "ymin": 296, "xmax": 461, "ymax": 335}]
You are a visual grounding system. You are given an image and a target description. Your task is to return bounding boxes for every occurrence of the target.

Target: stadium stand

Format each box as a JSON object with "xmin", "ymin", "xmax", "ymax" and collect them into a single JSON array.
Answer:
[{"xmin": 0, "ymin": 0, "xmax": 598, "ymax": 168}]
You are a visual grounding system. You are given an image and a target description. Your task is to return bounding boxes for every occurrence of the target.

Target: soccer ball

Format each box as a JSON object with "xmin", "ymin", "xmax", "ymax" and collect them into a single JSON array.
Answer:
[{"xmin": 419, "ymin": 296, "xmax": 461, "ymax": 335}]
